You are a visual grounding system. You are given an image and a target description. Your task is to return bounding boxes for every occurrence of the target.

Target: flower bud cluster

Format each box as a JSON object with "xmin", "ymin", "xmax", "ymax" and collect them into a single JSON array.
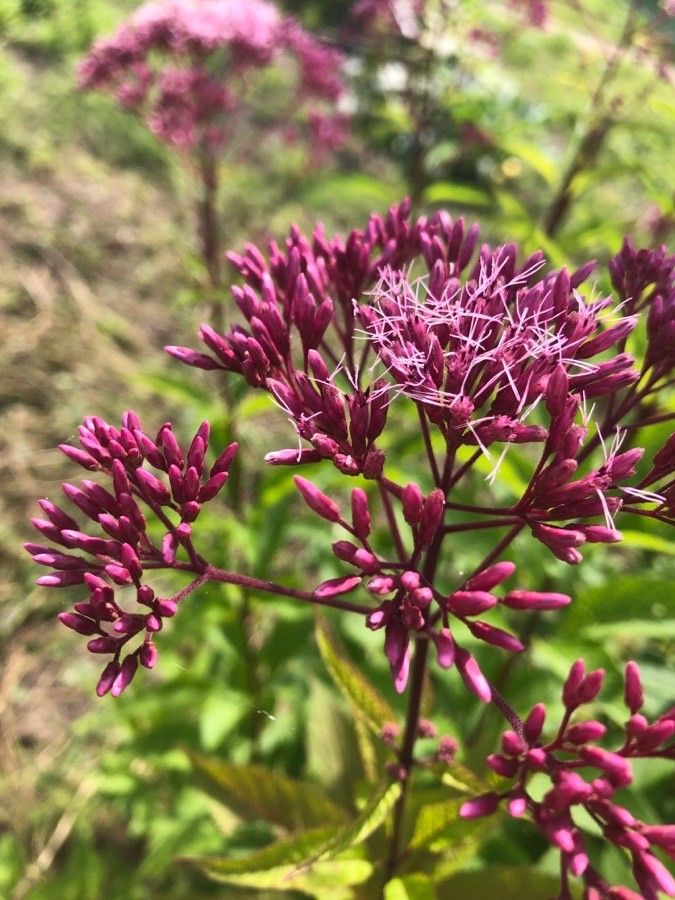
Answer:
[
  {"xmin": 26, "ymin": 412, "xmax": 236, "ymax": 696},
  {"xmin": 460, "ymin": 661, "xmax": 675, "ymax": 898},
  {"xmin": 78, "ymin": 0, "xmax": 345, "ymax": 153}
]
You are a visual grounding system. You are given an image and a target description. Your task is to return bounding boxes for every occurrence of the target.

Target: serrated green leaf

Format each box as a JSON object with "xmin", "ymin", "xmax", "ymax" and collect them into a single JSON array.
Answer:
[
  {"xmin": 185, "ymin": 827, "xmax": 372, "ymax": 895},
  {"xmin": 188, "ymin": 752, "xmax": 348, "ymax": 832},
  {"xmin": 293, "ymin": 782, "xmax": 402, "ymax": 874},
  {"xmin": 385, "ymin": 873, "xmax": 437, "ymax": 900},
  {"xmin": 315, "ymin": 617, "xmax": 397, "ymax": 736}
]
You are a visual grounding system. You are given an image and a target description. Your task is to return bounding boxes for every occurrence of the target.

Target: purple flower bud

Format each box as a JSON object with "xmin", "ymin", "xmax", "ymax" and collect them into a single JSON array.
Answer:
[
  {"xmin": 565, "ymin": 721, "xmax": 606, "ymax": 744},
  {"xmin": 624, "ymin": 661, "xmax": 644, "ymax": 714},
  {"xmin": 314, "ymin": 575, "xmax": 362, "ymax": 598},
  {"xmin": 455, "ymin": 648, "xmax": 491, "ymax": 702},
  {"xmin": 96, "ymin": 660, "xmax": 120, "ymax": 697},
  {"xmin": 36, "ymin": 570, "xmax": 87, "ymax": 587},
  {"xmin": 401, "ymin": 483, "xmax": 424, "ymax": 525},
  {"xmin": 111, "ymin": 654, "xmax": 138, "ymax": 697},
  {"xmin": 433, "ymin": 627, "xmax": 455, "ymax": 668},
  {"xmin": 466, "ymin": 561, "xmax": 516, "ymax": 591},
  {"xmin": 507, "ymin": 793, "xmax": 527, "ymax": 817},
  {"xmin": 501, "ymin": 729, "xmax": 525, "ymax": 757},
  {"xmin": 87, "ymin": 636, "xmax": 119, "ymax": 654},
  {"xmin": 37, "ymin": 499, "xmax": 79, "ymax": 531},
  {"xmin": 384, "ymin": 620, "xmax": 410, "ymax": 693},
  {"xmin": 546, "ymin": 363, "xmax": 569, "ymax": 418},
  {"xmin": 487, "ymin": 754, "xmax": 519, "ymax": 777},
  {"xmin": 446, "ymin": 590, "xmax": 497, "ymax": 616},
  {"xmin": 577, "ymin": 669, "xmax": 605, "ymax": 704},
  {"xmin": 198, "ymin": 471, "xmax": 229, "ymax": 502},
  {"xmin": 351, "ymin": 488, "xmax": 371, "ymax": 540},
  {"xmin": 210, "ymin": 442, "xmax": 239, "ymax": 477},
  {"xmin": 294, "ymin": 476, "xmax": 341, "ymax": 522},
  {"xmin": 165, "ymin": 346, "xmax": 222, "ymax": 369},
  {"xmin": 636, "ymin": 719, "xmax": 675, "ymax": 752},
  {"xmin": 576, "ymin": 316, "xmax": 637, "ymax": 359},
  {"xmin": 104, "ymin": 564, "xmax": 132, "ymax": 585},
  {"xmin": 362, "ymin": 449, "xmax": 385, "ymax": 479},
  {"xmin": 367, "ymin": 575, "xmax": 395, "ymax": 595},
  {"xmin": 418, "ymin": 489, "xmax": 445, "ymax": 548},
  {"xmin": 634, "ymin": 851, "xmax": 675, "ymax": 896},
  {"xmin": 581, "ymin": 747, "xmax": 632, "ymax": 787},
  {"xmin": 135, "ymin": 468, "xmax": 170, "ymax": 504},
  {"xmin": 525, "ymin": 748, "xmax": 547, "ymax": 768},
  {"xmin": 502, "ymin": 590, "xmax": 571, "ymax": 611},
  {"xmin": 139, "ymin": 641, "xmax": 158, "ymax": 669},
  {"xmin": 264, "ymin": 448, "xmax": 322, "ymax": 465},
  {"xmin": 332, "ymin": 540, "xmax": 358, "ymax": 561},
  {"xmin": 352, "ymin": 548, "xmax": 379, "ymax": 573},
  {"xmin": 58, "ymin": 611, "xmax": 98, "ymax": 635},
  {"xmin": 524, "ymin": 703, "xmax": 546, "ymax": 743},
  {"xmin": 606, "ymin": 448, "xmax": 644, "ymax": 482},
  {"xmin": 460, "ymin": 792, "xmax": 500, "ymax": 819},
  {"xmin": 576, "ymin": 525, "xmax": 622, "ymax": 543},
  {"xmin": 155, "ymin": 598, "xmax": 178, "ymax": 617},
  {"xmin": 467, "ymin": 621, "xmax": 525, "ymax": 653}
]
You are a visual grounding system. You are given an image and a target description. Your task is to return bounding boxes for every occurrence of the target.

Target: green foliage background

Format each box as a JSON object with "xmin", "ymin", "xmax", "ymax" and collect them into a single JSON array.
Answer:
[{"xmin": 0, "ymin": 0, "xmax": 672, "ymax": 896}]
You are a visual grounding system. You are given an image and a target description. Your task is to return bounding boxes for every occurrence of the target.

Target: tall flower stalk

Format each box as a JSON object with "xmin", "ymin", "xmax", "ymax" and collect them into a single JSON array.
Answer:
[{"xmin": 29, "ymin": 201, "xmax": 674, "ymax": 896}]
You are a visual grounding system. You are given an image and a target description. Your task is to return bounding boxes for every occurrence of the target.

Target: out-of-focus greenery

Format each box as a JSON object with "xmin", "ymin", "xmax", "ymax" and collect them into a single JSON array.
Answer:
[{"xmin": 0, "ymin": 0, "xmax": 672, "ymax": 897}]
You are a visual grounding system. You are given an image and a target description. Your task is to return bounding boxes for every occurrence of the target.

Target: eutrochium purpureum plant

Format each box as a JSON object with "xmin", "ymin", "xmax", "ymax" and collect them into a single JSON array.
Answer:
[
  {"xmin": 78, "ymin": 0, "xmax": 346, "ymax": 326},
  {"xmin": 27, "ymin": 201, "xmax": 675, "ymax": 897}
]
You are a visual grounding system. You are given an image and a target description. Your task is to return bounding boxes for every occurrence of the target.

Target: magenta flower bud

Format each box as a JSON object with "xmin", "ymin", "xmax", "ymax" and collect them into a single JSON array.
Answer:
[
  {"xmin": 37, "ymin": 570, "xmax": 87, "ymax": 588},
  {"xmin": 467, "ymin": 621, "xmax": 525, "ymax": 653},
  {"xmin": 294, "ymin": 476, "xmax": 341, "ymax": 522},
  {"xmin": 351, "ymin": 548, "xmax": 379, "ymax": 573},
  {"xmin": 362, "ymin": 449, "xmax": 385, "ymax": 479},
  {"xmin": 210, "ymin": 442, "xmax": 238, "ymax": 477},
  {"xmin": 181, "ymin": 500, "xmax": 201, "ymax": 522},
  {"xmin": 366, "ymin": 602, "xmax": 392, "ymax": 630},
  {"xmin": 401, "ymin": 483, "xmax": 424, "ymax": 525},
  {"xmin": 162, "ymin": 533, "xmax": 177, "ymax": 565},
  {"xmin": 351, "ymin": 488, "xmax": 371, "ymax": 540},
  {"xmin": 314, "ymin": 575, "xmax": 362, "ymax": 598},
  {"xmin": 524, "ymin": 703, "xmax": 546, "ymax": 743},
  {"xmin": 546, "ymin": 363, "xmax": 569, "ymax": 418},
  {"xmin": 634, "ymin": 851, "xmax": 675, "ymax": 896},
  {"xmin": 577, "ymin": 669, "xmax": 605, "ymax": 704},
  {"xmin": 501, "ymin": 729, "xmax": 525, "ymax": 757},
  {"xmin": 58, "ymin": 611, "xmax": 98, "ymax": 635},
  {"xmin": 525, "ymin": 747, "xmax": 547, "ymax": 768},
  {"xmin": 410, "ymin": 587, "xmax": 432, "ymax": 608},
  {"xmin": 37, "ymin": 499, "xmax": 79, "ymax": 531},
  {"xmin": 332, "ymin": 540, "xmax": 358, "ymax": 561},
  {"xmin": 502, "ymin": 590, "xmax": 571, "ymax": 611},
  {"xmin": 576, "ymin": 525, "xmax": 622, "ymax": 543},
  {"xmin": 139, "ymin": 641, "xmax": 158, "ymax": 669},
  {"xmin": 400, "ymin": 571, "xmax": 421, "ymax": 591},
  {"xmin": 624, "ymin": 661, "xmax": 644, "ymax": 714},
  {"xmin": 120, "ymin": 544, "xmax": 142, "ymax": 581},
  {"xmin": 581, "ymin": 747, "xmax": 632, "ymax": 787},
  {"xmin": 455, "ymin": 648, "xmax": 491, "ymax": 702},
  {"xmin": 135, "ymin": 468, "xmax": 170, "ymax": 504},
  {"xmin": 103, "ymin": 564, "xmax": 132, "ymax": 585},
  {"xmin": 640, "ymin": 825, "xmax": 675, "ymax": 853},
  {"xmin": 532, "ymin": 523, "xmax": 586, "ymax": 562},
  {"xmin": 446, "ymin": 590, "xmax": 497, "ymax": 616},
  {"xmin": 487, "ymin": 754, "xmax": 518, "ymax": 777},
  {"xmin": 565, "ymin": 721, "xmax": 606, "ymax": 744},
  {"xmin": 165, "ymin": 346, "xmax": 222, "ymax": 370},
  {"xmin": 366, "ymin": 575, "xmax": 395, "ymax": 595},
  {"xmin": 466, "ymin": 561, "xmax": 516, "ymax": 591},
  {"xmin": 310, "ymin": 433, "xmax": 340, "ymax": 459},
  {"xmin": 87, "ymin": 636, "xmax": 119, "ymax": 654},
  {"xmin": 576, "ymin": 316, "xmax": 637, "ymax": 358},
  {"xmin": 96, "ymin": 660, "xmax": 120, "ymax": 697},
  {"xmin": 264, "ymin": 448, "xmax": 322, "ymax": 466},
  {"xmin": 418, "ymin": 489, "xmax": 445, "ymax": 548},
  {"xmin": 507, "ymin": 793, "xmax": 527, "ymax": 818},
  {"xmin": 434, "ymin": 627, "xmax": 455, "ymax": 669},
  {"xmin": 198, "ymin": 471, "xmax": 229, "ymax": 502},
  {"xmin": 155, "ymin": 598, "xmax": 178, "ymax": 617},
  {"xmin": 59, "ymin": 442, "xmax": 100, "ymax": 470},
  {"xmin": 385, "ymin": 620, "xmax": 410, "ymax": 693},
  {"xmin": 636, "ymin": 719, "xmax": 675, "ymax": 752},
  {"xmin": 111, "ymin": 654, "xmax": 138, "ymax": 697},
  {"xmin": 607, "ymin": 448, "xmax": 644, "ymax": 482},
  {"xmin": 459, "ymin": 792, "xmax": 500, "ymax": 819}
]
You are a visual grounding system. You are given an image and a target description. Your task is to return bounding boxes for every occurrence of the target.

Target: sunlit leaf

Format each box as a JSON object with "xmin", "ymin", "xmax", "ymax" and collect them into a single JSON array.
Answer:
[{"xmin": 385, "ymin": 872, "xmax": 437, "ymax": 900}]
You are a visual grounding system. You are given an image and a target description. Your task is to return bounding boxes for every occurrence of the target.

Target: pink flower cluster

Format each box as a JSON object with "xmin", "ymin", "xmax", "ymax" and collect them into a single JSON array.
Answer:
[
  {"xmin": 461, "ymin": 661, "xmax": 675, "ymax": 899},
  {"xmin": 78, "ymin": 0, "xmax": 345, "ymax": 152},
  {"xmin": 25, "ymin": 412, "xmax": 236, "ymax": 695}
]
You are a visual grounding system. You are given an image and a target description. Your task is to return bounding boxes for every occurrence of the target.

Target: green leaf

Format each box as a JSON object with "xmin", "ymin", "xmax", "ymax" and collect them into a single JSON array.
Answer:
[
  {"xmin": 409, "ymin": 799, "xmax": 462, "ymax": 851},
  {"xmin": 498, "ymin": 138, "xmax": 557, "ymax": 186},
  {"xmin": 561, "ymin": 576, "xmax": 674, "ymax": 636},
  {"xmin": 385, "ymin": 873, "xmax": 437, "ymax": 900},
  {"xmin": 185, "ymin": 827, "xmax": 372, "ymax": 896},
  {"xmin": 437, "ymin": 865, "xmax": 582, "ymax": 899},
  {"xmin": 199, "ymin": 691, "xmax": 248, "ymax": 751},
  {"xmin": 582, "ymin": 619, "xmax": 675, "ymax": 641},
  {"xmin": 188, "ymin": 752, "xmax": 348, "ymax": 832},
  {"xmin": 315, "ymin": 616, "xmax": 397, "ymax": 736},
  {"xmin": 294, "ymin": 782, "xmax": 402, "ymax": 871},
  {"xmin": 423, "ymin": 181, "xmax": 492, "ymax": 207},
  {"xmin": 619, "ymin": 530, "xmax": 675, "ymax": 556}
]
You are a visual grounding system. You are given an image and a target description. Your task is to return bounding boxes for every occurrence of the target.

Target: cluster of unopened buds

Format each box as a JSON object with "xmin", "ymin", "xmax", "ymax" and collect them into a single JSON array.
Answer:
[
  {"xmin": 461, "ymin": 661, "xmax": 675, "ymax": 899},
  {"xmin": 78, "ymin": 0, "xmax": 346, "ymax": 153},
  {"xmin": 29, "ymin": 199, "xmax": 673, "ymax": 894}
]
